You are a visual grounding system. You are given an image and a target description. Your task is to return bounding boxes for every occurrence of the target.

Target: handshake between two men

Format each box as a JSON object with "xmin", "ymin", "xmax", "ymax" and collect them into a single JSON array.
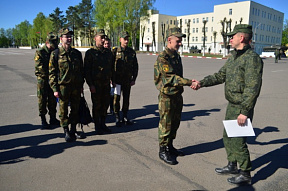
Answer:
[{"xmin": 190, "ymin": 79, "xmax": 201, "ymax": 90}]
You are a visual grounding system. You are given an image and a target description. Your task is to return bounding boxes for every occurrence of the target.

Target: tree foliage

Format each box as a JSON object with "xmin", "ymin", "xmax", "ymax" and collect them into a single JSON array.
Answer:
[
  {"xmin": 49, "ymin": 7, "xmax": 66, "ymax": 34},
  {"xmin": 282, "ymin": 19, "xmax": 288, "ymax": 46}
]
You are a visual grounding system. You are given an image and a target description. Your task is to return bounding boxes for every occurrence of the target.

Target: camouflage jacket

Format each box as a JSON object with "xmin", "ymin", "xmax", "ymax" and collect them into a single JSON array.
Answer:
[
  {"xmin": 34, "ymin": 45, "xmax": 52, "ymax": 78},
  {"xmin": 84, "ymin": 46, "xmax": 114, "ymax": 87},
  {"xmin": 200, "ymin": 45, "xmax": 263, "ymax": 116},
  {"xmin": 49, "ymin": 46, "xmax": 84, "ymax": 92},
  {"xmin": 112, "ymin": 46, "xmax": 138, "ymax": 84},
  {"xmin": 154, "ymin": 47, "xmax": 192, "ymax": 96}
]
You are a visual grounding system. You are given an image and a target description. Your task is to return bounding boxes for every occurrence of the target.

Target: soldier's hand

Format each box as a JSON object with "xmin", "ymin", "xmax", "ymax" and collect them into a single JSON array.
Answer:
[
  {"xmin": 191, "ymin": 79, "xmax": 200, "ymax": 90},
  {"xmin": 54, "ymin": 92, "xmax": 60, "ymax": 98},
  {"xmin": 90, "ymin": 85, "xmax": 96, "ymax": 93},
  {"xmin": 130, "ymin": 81, "xmax": 135, "ymax": 86},
  {"xmin": 237, "ymin": 114, "xmax": 247, "ymax": 126}
]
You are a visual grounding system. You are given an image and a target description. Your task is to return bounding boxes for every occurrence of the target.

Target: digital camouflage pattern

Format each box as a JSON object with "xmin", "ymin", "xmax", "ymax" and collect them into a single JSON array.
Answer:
[
  {"xmin": 49, "ymin": 46, "xmax": 84, "ymax": 127},
  {"xmin": 112, "ymin": 46, "xmax": 138, "ymax": 114},
  {"xmin": 35, "ymin": 44, "xmax": 57, "ymax": 116},
  {"xmin": 166, "ymin": 27, "xmax": 186, "ymax": 38},
  {"xmin": 84, "ymin": 46, "xmax": 114, "ymax": 120},
  {"xmin": 154, "ymin": 47, "xmax": 192, "ymax": 146},
  {"xmin": 200, "ymin": 44, "xmax": 263, "ymax": 171}
]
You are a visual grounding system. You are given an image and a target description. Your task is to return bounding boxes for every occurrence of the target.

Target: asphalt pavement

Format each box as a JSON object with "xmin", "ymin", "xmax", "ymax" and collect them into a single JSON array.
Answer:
[{"xmin": 0, "ymin": 48, "xmax": 287, "ymax": 191}]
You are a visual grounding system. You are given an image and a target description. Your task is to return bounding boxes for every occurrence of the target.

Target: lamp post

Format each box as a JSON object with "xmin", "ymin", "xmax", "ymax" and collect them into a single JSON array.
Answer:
[
  {"xmin": 202, "ymin": 20, "xmax": 207, "ymax": 56},
  {"xmin": 253, "ymin": 23, "xmax": 261, "ymax": 51}
]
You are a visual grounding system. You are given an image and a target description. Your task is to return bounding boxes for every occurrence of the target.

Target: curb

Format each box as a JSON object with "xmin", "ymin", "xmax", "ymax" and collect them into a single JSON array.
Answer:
[{"xmin": 146, "ymin": 53, "xmax": 227, "ymax": 59}]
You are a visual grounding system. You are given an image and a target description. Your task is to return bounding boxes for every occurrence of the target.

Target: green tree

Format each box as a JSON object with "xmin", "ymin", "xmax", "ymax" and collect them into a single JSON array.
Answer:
[
  {"xmin": 78, "ymin": 0, "xmax": 95, "ymax": 46},
  {"xmin": 12, "ymin": 20, "xmax": 32, "ymax": 46},
  {"xmin": 0, "ymin": 28, "xmax": 9, "ymax": 47},
  {"xmin": 49, "ymin": 7, "xmax": 66, "ymax": 34},
  {"xmin": 66, "ymin": 6, "xmax": 81, "ymax": 46},
  {"xmin": 282, "ymin": 19, "xmax": 288, "ymax": 46}
]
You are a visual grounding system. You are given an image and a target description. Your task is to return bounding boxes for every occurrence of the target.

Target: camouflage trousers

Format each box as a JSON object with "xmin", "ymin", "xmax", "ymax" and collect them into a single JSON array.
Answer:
[
  {"xmin": 114, "ymin": 83, "xmax": 131, "ymax": 114},
  {"xmin": 223, "ymin": 102, "xmax": 254, "ymax": 171},
  {"xmin": 91, "ymin": 81, "xmax": 110, "ymax": 121},
  {"xmin": 158, "ymin": 93, "xmax": 183, "ymax": 146},
  {"xmin": 37, "ymin": 77, "xmax": 57, "ymax": 116},
  {"xmin": 58, "ymin": 85, "xmax": 81, "ymax": 128}
]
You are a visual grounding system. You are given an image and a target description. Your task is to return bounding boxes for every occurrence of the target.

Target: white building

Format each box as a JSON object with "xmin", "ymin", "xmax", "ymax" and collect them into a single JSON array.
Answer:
[{"xmin": 140, "ymin": 1, "xmax": 284, "ymax": 55}]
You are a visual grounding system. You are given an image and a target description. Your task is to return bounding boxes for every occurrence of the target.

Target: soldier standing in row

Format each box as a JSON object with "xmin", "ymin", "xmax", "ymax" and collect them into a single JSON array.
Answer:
[
  {"xmin": 154, "ymin": 27, "xmax": 197, "ymax": 165},
  {"xmin": 192, "ymin": 24, "xmax": 263, "ymax": 185},
  {"xmin": 34, "ymin": 32, "xmax": 60, "ymax": 129},
  {"xmin": 84, "ymin": 29, "xmax": 114, "ymax": 135},
  {"xmin": 49, "ymin": 28, "xmax": 85, "ymax": 142},
  {"xmin": 112, "ymin": 31, "xmax": 138, "ymax": 127},
  {"xmin": 274, "ymin": 48, "xmax": 280, "ymax": 63}
]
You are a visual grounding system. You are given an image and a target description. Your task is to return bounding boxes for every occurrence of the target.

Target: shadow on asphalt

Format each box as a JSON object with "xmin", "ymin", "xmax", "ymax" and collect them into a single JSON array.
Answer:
[{"xmin": 0, "ymin": 123, "xmax": 107, "ymax": 165}]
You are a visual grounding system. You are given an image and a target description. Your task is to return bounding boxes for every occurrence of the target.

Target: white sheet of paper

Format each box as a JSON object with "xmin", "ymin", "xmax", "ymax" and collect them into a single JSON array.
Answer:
[
  {"xmin": 114, "ymin": 84, "xmax": 121, "ymax": 95},
  {"xmin": 223, "ymin": 118, "xmax": 255, "ymax": 137}
]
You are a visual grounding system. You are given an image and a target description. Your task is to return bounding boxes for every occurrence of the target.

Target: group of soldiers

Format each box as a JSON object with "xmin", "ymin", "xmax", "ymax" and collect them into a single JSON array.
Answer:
[{"xmin": 35, "ymin": 28, "xmax": 138, "ymax": 142}]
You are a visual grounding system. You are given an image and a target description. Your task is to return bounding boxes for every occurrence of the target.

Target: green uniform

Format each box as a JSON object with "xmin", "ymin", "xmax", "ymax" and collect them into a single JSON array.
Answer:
[
  {"xmin": 200, "ymin": 44, "xmax": 263, "ymax": 171},
  {"xmin": 49, "ymin": 46, "xmax": 84, "ymax": 128},
  {"xmin": 35, "ymin": 45, "xmax": 57, "ymax": 117},
  {"xmin": 113, "ymin": 46, "xmax": 138, "ymax": 114},
  {"xmin": 84, "ymin": 46, "xmax": 114, "ymax": 122},
  {"xmin": 154, "ymin": 47, "xmax": 192, "ymax": 146}
]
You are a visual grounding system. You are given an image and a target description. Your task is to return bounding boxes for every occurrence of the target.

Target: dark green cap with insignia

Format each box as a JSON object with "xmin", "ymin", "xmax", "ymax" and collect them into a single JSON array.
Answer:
[
  {"xmin": 227, "ymin": 24, "xmax": 253, "ymax": 37},
  {"xmin": 95, "ymin": 28, "xmax": 106, "ymax": 36},
  {"xmin": 58, "ymin": 28, "xmax": 74, "ymax": 37},
  {"xmin": 46, "ymin": 32, "xmax": 58, "ymax": 41},
  {"xmin": 167, "ymin": 27, "xmax": 186, "ymax": 38},
  {"xmin": 120, "ymin": 31, "xmax": 130, "ymax": 38}
]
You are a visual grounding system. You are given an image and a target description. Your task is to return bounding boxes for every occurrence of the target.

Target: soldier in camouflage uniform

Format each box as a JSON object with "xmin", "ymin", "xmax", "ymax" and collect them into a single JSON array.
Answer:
[
  {"xmin": 34, "ymin": 32, "xmax": 60, "ymax": 129},
  {"xmin": 193, "ymin": 24, "xmax": 263, "ymax": 184},
  {"xmin": 49, "ymin": 28, "xmax": 85, "ymax": 142},
  {"xmin": 154, "ymin": 27, "xmax": 197, "ymax": 165},
  {"xmin": 112, "ymin": 31, "xmax": 138, "ymax": 127},
  {"xmin": 84, "ymin": 29, "xmax": 114, "ymax": 135}
]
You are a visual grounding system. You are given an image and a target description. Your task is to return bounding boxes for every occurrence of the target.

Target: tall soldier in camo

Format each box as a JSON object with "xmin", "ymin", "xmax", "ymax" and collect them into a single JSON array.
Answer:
[
  {"xmin": 49, "ymin": 28, "xmax": 85, "ymax": 142},
  {"xmin": 35, "ymin": 32, "xmax": 60, "ymax": 129},
  {"xmin": 154, "ymin": 27, "xmax": 197, "ymax": 165},
  {"xmin": 112, "ymin": 31, "xmax": 138, "ymax": 127},
  {"xmin": 192, "ymin": 24, "xmax": 263, "ymax": 185},
  {"xmin": 84, "ymin": 29, "xmax": 114, "ymax": 135}
]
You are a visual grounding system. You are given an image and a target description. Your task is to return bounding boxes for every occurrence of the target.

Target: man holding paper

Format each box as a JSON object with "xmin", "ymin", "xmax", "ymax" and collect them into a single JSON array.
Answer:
[{"xmin": 192, "ymin": 24, "xmax": 263, "ymax": 184}]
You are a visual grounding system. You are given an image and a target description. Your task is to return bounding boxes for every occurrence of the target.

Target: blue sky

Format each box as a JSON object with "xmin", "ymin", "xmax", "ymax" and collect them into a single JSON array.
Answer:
[{"xmin": 0, "ymin": 0, "xmax": 286, "ymax": 30}]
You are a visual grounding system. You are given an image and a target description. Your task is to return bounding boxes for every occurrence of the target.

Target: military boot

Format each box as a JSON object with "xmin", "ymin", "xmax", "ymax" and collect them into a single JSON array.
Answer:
[
  {"xmin": 40, "ymin": 115, "xmax": 50, "ymax": 129},
  {"xmin": 227, "ymin": 170, "xmax": 251, "ymax": 185},
  {"xmin": 63, "ymin": 127, "xmax": 75, "ymax": 142},
  {"xmin": 94, "ymin": 119, "xmax": 104, "ymax": 135},
  {"xmin": 215, "ymin": 161, "xmax": 238, "ymax": 174},
  {"xmin": 100, "ymin": 116, "xmax": 111, "ymax": 133},
  {"xmin": 159, "ymin": 146, "xmax": 178, "ymax": 165},
  {"xmin": 122, "ymin": 112, "xmax": 133, "ymax": 125},
  {"xmin": 115, "ymin": 113, "xmax": 122, "ymax": 127},
  {"xmin": 49, "ymin": 114, "xmax": 60, "ymax": 126},
  {"xmin": 70, "ymin": 124, "xmax": 77, "ymax": 140},
  {"xmin": 168, "ymin": 141, "xmax": 185, "ymax": 156}
]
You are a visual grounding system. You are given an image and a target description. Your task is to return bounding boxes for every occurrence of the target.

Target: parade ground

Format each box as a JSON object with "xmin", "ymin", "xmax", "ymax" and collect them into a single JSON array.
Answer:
[{"xmin": 0, "ymin": 48, "xmax": 287, "ymax": 191}]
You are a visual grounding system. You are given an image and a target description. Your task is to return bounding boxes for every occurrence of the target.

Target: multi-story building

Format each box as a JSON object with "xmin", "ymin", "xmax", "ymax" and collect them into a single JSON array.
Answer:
[{"xmin": 140, "ymin": 1, "xmax": 284, "ymax": 55}]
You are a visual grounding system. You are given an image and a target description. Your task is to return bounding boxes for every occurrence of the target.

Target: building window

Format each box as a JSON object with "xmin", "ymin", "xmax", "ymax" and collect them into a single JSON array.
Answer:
[
  {"xmin": 193, "ymin": 28, "xmax": 195, "ymax": 33},
  {"xmin": 148, "ymin": 19, "xmax": 150, "ymax": 24},
  {"xmin": 206, "ymin": 17, "xmax": 208, "ymax": 21},
  {"xmin": 185, "ymin": 29, "xmax": 187, "ymax": 33},
  {"xmin": 192, "ymin": 37, "xmax": 195, "ymax": 42},
  {"xmin": 196, "ymin": 37, "xmax": 198, "ymax": 42},
  {"xmin": 148, "ymin": 28, "xmax": 150, "ymax": 32},
  {"xmin": 212, "ymin": 17, "xmax": 214, "ymax": 22},
  {"xmin": 229, "ymin": 9, "xmax": 232, "ymax": 15},
  {"xmin": 185, "ymin": 19, "xmax": 187, "ymax": 24},
  {"xmin": 174, "ymin": 20, "xmax": 176, "ymax": 25},
  {"xmin": 196, "ymin": 28, "xmax": 198, "ymax": 33},
  {"xmin": 193, "ymin": 18, "xmax": 195, "ymax": 23},
  {"xmin": 205, "ymin": 27, "xmax": 208, "ymax": 32},
  {"xmin": 211, "ymin": 27, "xmax": 213, "ymax": 32},
  {"xmin": 170, "ymin": 20, "xmax": 172, "ymax": 25},
  {"xmin": 197, "ymin": 18, "xmax": 199, "ymax": 23}
]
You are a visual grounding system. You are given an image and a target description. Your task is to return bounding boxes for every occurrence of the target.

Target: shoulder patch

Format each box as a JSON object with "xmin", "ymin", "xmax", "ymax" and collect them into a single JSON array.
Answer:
[
  {"xmin": 163, "ymin": 65, "xmax": 169, "ymax": 72},
  {"xmin": 34, "ymin": 55, "xmax": 39, "ymax": 61}
]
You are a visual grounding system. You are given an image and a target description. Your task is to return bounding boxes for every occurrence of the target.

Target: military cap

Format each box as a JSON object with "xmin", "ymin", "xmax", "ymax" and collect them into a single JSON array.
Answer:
[
  {"xmin": 227, "ymin": 24, "xmax": 252, "ymax": 37},
  {"xmin": 120, "ymin": 31, "xmax": 130, "ymax": 38},
  {"xmin": 46, "ymin": 32, "xmax": 58, "ymax": 41},
  {"xmin": 58, "ymin": 28, "xmax": 74, "ymax": 36},
  {"xmin": 95, "ymin": 28, "xmax": 106, "ymax": 36},
  {"xmin": 167, "ymin": 27, "xmax": 186, "ymax": 38}
]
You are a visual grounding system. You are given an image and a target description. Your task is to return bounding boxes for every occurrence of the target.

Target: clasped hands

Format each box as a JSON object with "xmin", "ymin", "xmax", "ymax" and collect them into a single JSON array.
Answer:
[{"xmin": 190, "ymin": 79, "xmax": 200, "ymax": 90}]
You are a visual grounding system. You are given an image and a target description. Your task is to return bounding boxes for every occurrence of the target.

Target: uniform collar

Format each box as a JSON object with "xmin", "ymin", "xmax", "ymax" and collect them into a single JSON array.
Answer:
[
  {"xmin": 231, "ymin": 44, "xmax": 251, "ymax": 57},
  {"xmin": 165, "ymin": 47, "xmax": 178, "ymax": 58}
]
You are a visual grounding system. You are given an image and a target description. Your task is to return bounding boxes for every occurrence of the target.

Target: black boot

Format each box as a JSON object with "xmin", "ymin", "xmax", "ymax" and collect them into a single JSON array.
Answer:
[
  {"xmin": 49, "ymin": 114, "xmax": 60, "ymax": 126},
  {"xmin": 115, "ymin": 113, "xmax": 122, "ymax": 127},
  {"xmin": 40, "ymin": 115, "xmax": 50, "ymax": 129},
  {"xmin": 227, "ymin": 170, "xmax": 251, "ymax": 185},
  {"xmin": 94, "ymin": 119, "xmax": 104, "ymax": 135},
  {"xmin": 159, "ymin": 146, "xmax": 178, "ymax": 165},
  {"xmin": 75, "ymin": 126, "xmax": 86, "ymax": 139},
  {"xmin": 100, "ymin": 116, "xmax": 111, "ymax": 133},
  {"xmin": 122, "ymin": 112, "xmax": 133, "ymax": 125},
  {"xmin": 168, "ymin": 141, "xmax": 185, "ymax": 156},
  {"xmin": 215, "ymin": 161, "xmax": 238, "ymax": 174},
  {"xmin": 70, "ymin": 124, "xmax": 77, "ymax": 140},
  {"xmin": 63, "ymin": 127, "xmax": 75, "ymax": 142}
]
